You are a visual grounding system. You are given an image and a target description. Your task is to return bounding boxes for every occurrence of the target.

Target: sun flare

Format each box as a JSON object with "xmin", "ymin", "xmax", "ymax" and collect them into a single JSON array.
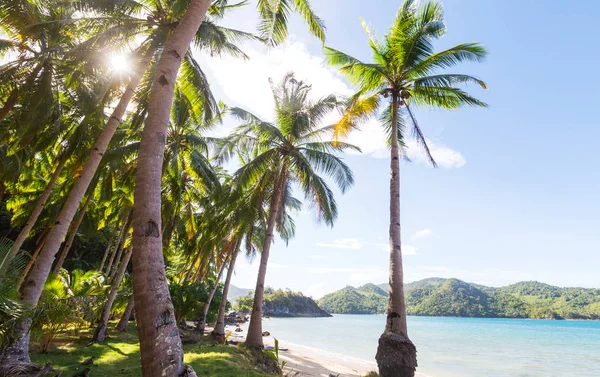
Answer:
[{"xmin": 108, "ymin": 53, "xmax": 131, "ymax": 74}]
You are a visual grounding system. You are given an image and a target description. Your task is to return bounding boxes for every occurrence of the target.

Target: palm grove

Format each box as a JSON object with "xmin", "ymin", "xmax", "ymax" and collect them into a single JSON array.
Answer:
[{"xmin": 0, "ymin": 0, "xmax": 486, "ymax": 376}]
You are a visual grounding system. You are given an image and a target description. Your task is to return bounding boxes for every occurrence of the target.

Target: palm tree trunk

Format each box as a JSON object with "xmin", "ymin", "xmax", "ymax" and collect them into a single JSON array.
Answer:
[
  {"xmin": 51, "ymin": 188, "xmax": 94, "ymax": 276},
  {"xmin": 245, "ymin": 167, "xmax": 288, "ymax": 348},
  {"xmin": 200, "ymin": 253, "xmax": 214, "ymax": 283},
  {"xmin": 16, "ymin": 234, "xmax": 47, "ymax": 292},
  {"xmin": 99, "ymin": 224, "xmax": 119, "ymax": 272},
  {"xmin": 131, "ymin": 1, "xmax": 211, "ymax": 376},
  {"xmin": 375, "ymin": 94, "xmax": 417, "ymax": 377},
  {"xmin": 0, "ymin": 88, "xmax": 18, "ymax": 123},
  {"xmin": 93, "ymin": 249, "xmax": 132, "ymax": 342},
  {"xmin": 106, "ymin": 212, "xmax": 132, "ymax": 276},
  {"xmin": 109, "ymin": 239, "xmax": 129, "ymax": 281},
  {"xmin": 183, "ymin": 250, "xmax": 202, "ymax": 284},
  {"xmin": 1, "ymin": 50, "xmax": 155, "ymax": 366},
  {"xmin": 196, "ymin": 247, "xmax": 231, "ymax": 333},
  {"xmin": 0, "ymin": 154, "xmax": 67, "ymax": 279},
  {"xmin": 212, "ymin": 240, "xmax": 240, "ymax": 339},
  {"xmin": 116, "ymin": 294, "xmax": 135, "ymax": 332}
]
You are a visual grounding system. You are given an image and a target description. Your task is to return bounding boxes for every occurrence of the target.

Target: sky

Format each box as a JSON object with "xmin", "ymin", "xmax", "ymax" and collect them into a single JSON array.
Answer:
[{"xmin": 190, "ymin": 0, "xmax": 600, "ymax": 298}]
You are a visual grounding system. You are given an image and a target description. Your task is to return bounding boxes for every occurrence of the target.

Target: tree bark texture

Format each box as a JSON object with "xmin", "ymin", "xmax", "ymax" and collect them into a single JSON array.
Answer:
[
  {"xmin": 245, "ymin": 167, "xmax": 288, "ymax": 347},
  {"xmin": 130, "ymin": 1, "xmax": 211, "ymax": 375}
]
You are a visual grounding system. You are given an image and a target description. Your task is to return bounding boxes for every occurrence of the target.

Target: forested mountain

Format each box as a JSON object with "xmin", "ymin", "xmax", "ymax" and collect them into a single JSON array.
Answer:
[{"xmin": 319, "ymin": 278, "xmax": 600, "ymax": 319}]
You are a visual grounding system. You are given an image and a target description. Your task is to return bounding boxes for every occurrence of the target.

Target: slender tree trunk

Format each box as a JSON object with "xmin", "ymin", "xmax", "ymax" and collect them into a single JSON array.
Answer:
[
  {"xmin": 375, "ymin": 95, "xmax": 417, "ymax": 377},
  {"xmin": 245, "ymin": 168, "xmax": 288, "ymax": 348},
  {"xmin": 105, "ymin": 211, "xmax": 132, "ymax": 277},
  {"xmin": 52, "ymin": 188, "xmax": 94, "ymax": 276},
  {"xmin": 131, "ymin": 2, "xmax": 211, "ymax": 375},
  {"xmin": 93, "ymin": 249, "xmax": 132, "ymax": 342},
  {"xmin": 109, "ymin": 239, "xmax": 129, "ymax": 281},
  {"xmin": 0, "ymin": 51, "xmax": 155, "ymax": 366},
  {"xmin": 0, "ymin": 155, "xmax": 67, "ymax": 279},
  {"xmin": 212, "ymin": 240, "xmax": 240, "ymax": 339},
  {"xmin": 196, "ymin": 247, "xmax": 231, "ymax": 333},
  {"xmin": 116, "ymin": 294, "xmax": 135, "ymax": 332},
  {"xmin": 99, "ymin": 224, "xmax": 119, "ymax": 272},
  {"xmin": 200, "ymin": 253, "xmax": 214, "ymax": 283},
  {"xmin": 16, "ymin": 234, "xmax": 47, "ymax": 292},
  {"xmin": 0, "ymin": 88, "xmax": 18, "ymax": 123},
  {"xmin": 183, "ymin": 250, "xmax": 202, "ymax": 284}
]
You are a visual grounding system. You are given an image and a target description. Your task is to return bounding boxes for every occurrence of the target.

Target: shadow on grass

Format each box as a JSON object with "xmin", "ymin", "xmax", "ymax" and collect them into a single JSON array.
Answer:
[{"xmin": 30, "ymin": 324, "xmax": 272, "ymax": 377}]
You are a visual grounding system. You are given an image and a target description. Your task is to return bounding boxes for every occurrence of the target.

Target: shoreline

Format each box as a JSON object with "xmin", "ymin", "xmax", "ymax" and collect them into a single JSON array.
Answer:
[{"xmin": 225, "ymin": 322, "xmax": 428, "ymax": 377}]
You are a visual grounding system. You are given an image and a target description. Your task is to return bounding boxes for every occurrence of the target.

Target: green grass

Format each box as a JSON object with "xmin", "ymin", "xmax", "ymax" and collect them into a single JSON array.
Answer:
[{"xmin": 30, "ymin": 326, "xmax": 271, "ymax": 377}]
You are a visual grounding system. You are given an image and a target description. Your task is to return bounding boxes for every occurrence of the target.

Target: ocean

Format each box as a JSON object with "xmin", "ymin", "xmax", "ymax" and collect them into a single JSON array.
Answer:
[{"xmin": 260, "ymin": 315, "xmax": 600, "ymax": 377}]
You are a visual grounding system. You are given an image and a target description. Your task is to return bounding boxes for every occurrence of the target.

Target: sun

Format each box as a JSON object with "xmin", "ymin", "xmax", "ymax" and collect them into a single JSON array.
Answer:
[{"xmin": 108, "ymin": 53, "xmax": 132, "ymax": 74}]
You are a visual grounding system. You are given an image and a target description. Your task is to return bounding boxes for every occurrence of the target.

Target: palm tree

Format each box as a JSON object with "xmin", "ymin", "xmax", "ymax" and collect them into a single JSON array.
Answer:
[
  {"xmin": 223, "ymin": 73, "xmax": 357, "ymax": 347},
  {"xmin": 1, "ymin": 0, "xmax": 247, "ymax": 367},
  {"xmin": 324, "ymin": 1, "xmax": 487, "ymax": 375},
  {"xmin": 129, "ymin": 1, "xmax": 326, "ymax": 373}
]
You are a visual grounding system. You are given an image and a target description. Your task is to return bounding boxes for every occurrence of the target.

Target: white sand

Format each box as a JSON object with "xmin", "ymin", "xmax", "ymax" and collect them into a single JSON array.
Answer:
[{"xmin": 223, "ymin": 323, "xmax": 427, "ymax": 377}]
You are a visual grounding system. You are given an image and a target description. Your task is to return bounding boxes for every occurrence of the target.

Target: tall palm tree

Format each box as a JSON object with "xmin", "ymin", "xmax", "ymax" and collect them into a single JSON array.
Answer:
[
  {"xmin": 0, "ymin": 0, "xmax": 247, "ymax": 368},
  {"xmin": 129, "ymin": 1, "xmax": 326, "ymax": 374},
  {"xmin": 324, "ymin": 1, "xmax": 487, "ymax": 375},
  {"xmin": 223, "ymin": 73, "xmax": 357, "ymax": 347}
]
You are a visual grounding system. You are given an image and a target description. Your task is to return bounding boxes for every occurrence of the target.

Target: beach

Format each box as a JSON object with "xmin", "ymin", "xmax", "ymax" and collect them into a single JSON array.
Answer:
[
  {"xmin": 221, "ymin": 315, "xmax": 600, "ymax": 377},
  {"xmin": 224, "ymin": 322, "xmax": 377, "ymax": 377}
]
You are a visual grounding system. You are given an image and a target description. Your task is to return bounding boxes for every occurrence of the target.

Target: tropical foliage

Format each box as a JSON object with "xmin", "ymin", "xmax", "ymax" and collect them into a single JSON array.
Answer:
[{"xmin": 0, "ymin": 0, "xmax": 488, "ymax": 376}]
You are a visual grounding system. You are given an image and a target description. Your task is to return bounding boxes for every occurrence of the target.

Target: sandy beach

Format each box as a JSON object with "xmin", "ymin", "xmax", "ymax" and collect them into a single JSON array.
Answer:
[
  {"xmin": 225, "ymin": 324, "xmax": 375, "ymax": 376},
  {"xmin": 221, "ymin": 322, "xmax": 429, "ymax": 377}
]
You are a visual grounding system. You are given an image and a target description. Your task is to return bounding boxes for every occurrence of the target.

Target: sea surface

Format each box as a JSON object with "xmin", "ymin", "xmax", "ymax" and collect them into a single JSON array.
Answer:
[{"xmin": 261, "ymin": 315, "xmax": 600, "ymax": 377}]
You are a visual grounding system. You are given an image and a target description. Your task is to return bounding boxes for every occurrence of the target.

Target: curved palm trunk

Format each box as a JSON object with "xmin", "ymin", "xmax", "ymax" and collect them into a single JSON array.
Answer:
[
  {"xmin": 130, "ymin": 1, "xmax": 211, "ymax": 376},
  {"xmin": 212, "ymin": 241, "xmax": 240, "ymax": 339},
  {"xmin": 93, "ymin": 249, "xmax": 132, "ymax": 342},
  {"xmin": 99, "ymin": 224, "xmax": 119, "ymax": 272},
  {"xmin": 109, "ymin": 230, "xmax": 130, "ymax": 280},
  {"xmin": 375, "ymin": 95, "xmax": 417, "ymax": 377},
  {"xmin": 183, "ymin": 249, "xmax": 202, "ymax": 284},
  {"xmin": 0, "ymin": 51, "xmax": 154, "ymax": 366},
  {"xmin": 52, "ymin": 189, "xmax": 94, "ymax": 276},
  {"xmin": 106, "ymin": 214, "xmax": 130, "ymax": 275},
  {"xmin": 0, "ymin": 154, "xmax": 67, "ymax": 279},
  {"xmin": 0, "ymin": 88, "xmax": 18, "ymax": 123},
  {"xmin": 16, "ymin": 234, "xmax": 47, "ymax": 292},
  {"xmin": 196, "ymin": 247, "xmax": 231, "ymax": 333},
  {"xmin": 245, "ymin": 168, "xmax": 287, "ymax": 348},
  {"xmin": 116, "ymin": 294, "xmax": 135, "ymax": 332},
  {"xmin": 200, "ymin": 253, "xmax": 214, "ymax": 282}
]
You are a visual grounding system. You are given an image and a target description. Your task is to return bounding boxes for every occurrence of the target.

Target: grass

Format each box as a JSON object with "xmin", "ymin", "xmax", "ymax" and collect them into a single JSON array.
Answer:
[{"xmin": 30, "ymin": 325, "xmax": 271, "ymax": 377}]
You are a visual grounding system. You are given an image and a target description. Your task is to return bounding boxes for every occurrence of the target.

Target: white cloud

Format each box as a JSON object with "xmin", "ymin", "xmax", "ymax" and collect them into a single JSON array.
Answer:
[
  {"xmin": 412, "ymin": 228, "xmax": 433, "ymax": 240},
  {"xmin": 406, "ymin": 139, "xmax": 467, "ymax": 169},
  {"xmin": 309, "ymin": 254, "xmax": 327, "ymax": 260},
  {"xmin": 317, "ymin": 238, "xmax": 362, "ymax": 250},
  {"xmin": 201, "ymin": 41, "xmax": 466, "ymax": 169},
  {"xmin": 375, "ymin": 242, "xmax": 417, "ymax": 255}
]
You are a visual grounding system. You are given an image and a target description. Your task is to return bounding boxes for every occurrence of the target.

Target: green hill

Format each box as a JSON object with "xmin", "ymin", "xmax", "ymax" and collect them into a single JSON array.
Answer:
[
  {"xmin": 320, "ymin": 278, "xmax": 600, "ymax": 319},
  {"xmin": 236, "ymin": 288, "xmax": 331, "ymax": 317}
]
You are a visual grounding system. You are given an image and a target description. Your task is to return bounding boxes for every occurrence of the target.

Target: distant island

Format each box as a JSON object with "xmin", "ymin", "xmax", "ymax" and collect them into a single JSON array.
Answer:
[
  {"xmin": 235, "ymin": 288, "xmax": 331, "ymax": 317},
  {"xmin": 317, "ymin": 278, "xmax": 600, "ymax": 320}
]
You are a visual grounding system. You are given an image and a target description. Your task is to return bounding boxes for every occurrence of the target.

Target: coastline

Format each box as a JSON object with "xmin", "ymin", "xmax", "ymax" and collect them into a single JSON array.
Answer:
[{"xmin": 225, "ymin": 322, "xmax": 428, "ymax": 377}]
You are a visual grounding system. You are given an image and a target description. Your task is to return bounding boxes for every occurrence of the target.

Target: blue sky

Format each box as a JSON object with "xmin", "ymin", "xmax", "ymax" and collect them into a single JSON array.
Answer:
[{"xmin": 195, "ymin": 0, "xmax": 600, "ymax": 298}]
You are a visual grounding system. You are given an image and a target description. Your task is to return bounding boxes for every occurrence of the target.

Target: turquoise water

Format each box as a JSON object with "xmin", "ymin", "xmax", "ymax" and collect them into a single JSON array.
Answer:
[{"xmin": 261, "ymin": 315, "xmax": 600, "ymax": 377}]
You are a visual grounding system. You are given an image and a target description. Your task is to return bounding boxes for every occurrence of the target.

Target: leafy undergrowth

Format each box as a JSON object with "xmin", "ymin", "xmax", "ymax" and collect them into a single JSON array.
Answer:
[{"xmin": 30, "ymin": 326, "xmax": 271, "ymax": 377}]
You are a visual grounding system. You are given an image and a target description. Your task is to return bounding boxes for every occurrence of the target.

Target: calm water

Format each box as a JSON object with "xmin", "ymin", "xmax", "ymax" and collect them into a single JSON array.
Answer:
[{"xmin": 261, "ymin": 315, "xmax": 600, "ymax": 377}]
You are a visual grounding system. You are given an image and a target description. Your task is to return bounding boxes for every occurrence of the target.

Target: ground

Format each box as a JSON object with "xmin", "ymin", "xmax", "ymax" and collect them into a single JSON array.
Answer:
[{"xmin": 29, "ymin": 326, "xmax": 271, "ymax": 377}]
